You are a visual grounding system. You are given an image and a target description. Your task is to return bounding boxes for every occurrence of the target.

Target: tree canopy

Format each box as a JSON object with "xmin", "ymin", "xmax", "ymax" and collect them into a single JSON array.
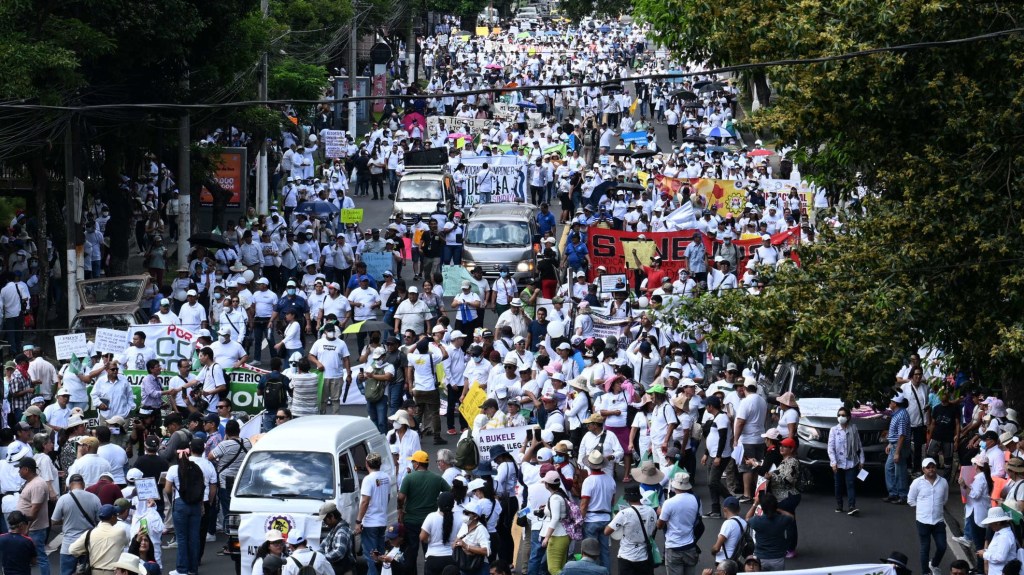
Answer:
[{"xmin": 640, "ymin": 0, "xmax": 1024, "ymax": 399}]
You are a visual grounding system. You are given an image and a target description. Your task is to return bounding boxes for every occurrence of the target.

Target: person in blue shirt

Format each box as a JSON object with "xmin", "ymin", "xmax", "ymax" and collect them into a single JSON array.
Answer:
[
  {"xmin": 885, "ymin": 393, "xmax": 912, "ymax": 504},
  {"xmin": 536, "ymin": 203, "xmax": 557, "ymax": 236},
  {"xmin": 345, "ymin": 262, "xmax": 379, "ymax": 292},
  {"xmin": 562, "ymin": 233, "xmax": 590, "ymax": 274},
  {"xmin": 0, "ymin": 511, "xmax": 37, "ymax": 575}
]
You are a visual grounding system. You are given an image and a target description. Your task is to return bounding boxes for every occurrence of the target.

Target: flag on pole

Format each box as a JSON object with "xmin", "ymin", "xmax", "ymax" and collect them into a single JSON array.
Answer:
[
  {"xmin": 629, "ymin": 98, "xmax": 639, "ymax": 116},
  {"xmin": 68, "ymin": 354, "xmax": 83, "ymax": 375},
  {"xmin": 191, "ymin": 349, "xmax": 201, "ymax": 371}
]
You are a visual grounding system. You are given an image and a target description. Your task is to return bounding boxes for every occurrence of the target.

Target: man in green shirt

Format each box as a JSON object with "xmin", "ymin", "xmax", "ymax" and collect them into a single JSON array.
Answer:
[{"xmin": 398, "ymin": 450, "xmax": 450, "ymax": 575}]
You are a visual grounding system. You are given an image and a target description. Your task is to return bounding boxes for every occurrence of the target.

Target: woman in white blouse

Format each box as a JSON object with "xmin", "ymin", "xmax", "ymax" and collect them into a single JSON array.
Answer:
[
  {"xmin": 541, "ymin": 470, "xmax": 571, "ymax": 575},
  {"xmin": 454, "ymin": 498, "xmax": 491, "ymax": 575},
  {"xmin": 421, "ymin": 492, "xmax": 464, "ymax": 575}
]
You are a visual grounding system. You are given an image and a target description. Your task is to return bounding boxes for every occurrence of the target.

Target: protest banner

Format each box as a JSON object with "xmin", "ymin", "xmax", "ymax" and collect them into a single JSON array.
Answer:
[
  {"xmin": 493, "ymin": 102, "xmax": 546, "ymax": 127},
  {"xmin": 765, "ymin": 565, "xmax": 893, "ymax": 575},
  {"xmin": 459, "ymin": 383, "xmax": 487, "ymax": 425},
  {"xmin": 361, "ymin": 252, "xmax": 393, "ymax": 282},
  {"xmin": 598, "ymin": 274, "xmax": 628, "ymax": 293},
  {"xmin": 94, "ymin": 328, "xmax": 129, "ymax": 355},
  {"xmin": 621, "ymin": 131, "xmax": 650, "ymax": 146},
  {"xmin": 587, "ymin": 227, "xmax": 801, "ymax": 287},
  {"xmin": 476, "ymin": 425, "xmax": 533, "ymax": 462},
  {"xmin": 461, "ymin": 155, "xmax": 528, "ymax": 204},
  {"xmin": 135, "ymin": 478, "xmax": 159, "ymax": 501},
  {"xmin": 129, "ymin": 323, "xmax": 202, "ymax": 371},
  {"xmin": 54, "ymin": 334, "xmax": 88, "ymax": 360},
  {"xmin": 442, "ymin": 265, "xmax": 480, "ymax": 296},
  {"xmin": 341, "ymin": 208, "xmax": 364, "ymax": 224},
  {"xmin": 426, "ymin": 116, "xmax": 494, "ymax": 139},
  {"xmin": 239, "ymin": 513, "xmax": 324, "ymax": 575},
  {"xmin": 323, "ymin": 130, "xmax": 345, "ymax": 158}
]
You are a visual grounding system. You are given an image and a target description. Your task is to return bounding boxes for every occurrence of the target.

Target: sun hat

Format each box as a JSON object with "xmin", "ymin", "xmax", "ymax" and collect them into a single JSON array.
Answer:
[
  {"xmin": 670, "ymin": 472, "xmax": 692, "ymax": 492},
  {"xmin": 630, "ymin": 461, "xmax": 665, "ymax": 485}
]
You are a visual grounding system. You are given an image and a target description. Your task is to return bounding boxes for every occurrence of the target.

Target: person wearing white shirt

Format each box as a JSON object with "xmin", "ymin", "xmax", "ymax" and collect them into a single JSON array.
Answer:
[
  {"xmin": 658, "ymin": 474, "xmax": 702, "ymax": 570},
  {"xmin": 185, "ymin": 347, "xmax": 227, "ymax": 414},
  {"xmin": 703, "ymin": 396, "xmax": 734, "ymax": 517},
  {"xmin": 576, "ymin": 415, "xmax": 623, "ymax": 475},
  {"xmin": 210, "ymin": 327, "xmax": 249, "ymax": 368},
  {"xmin": 43, "ymin": 389, "xmax": 72, "ymax": 432},
  {"xmin": 307, "ymin": 330, "xmax": 351, "ymax": 413},
  {"xmin": 734, "ymin": 383, "xmax": 768, "ymax": 502},
  {"xmin": 907, "ymin": 458, "xmax": 949, "ymax": 575},
  {"xmin": 178, "ymin": 290, "xmax": 207, "ymax": 331},
  {"xmin": 164, "ymin": 441, "xmax": 219, "ymax": 575},
  {"xmin": 406, "ymin": 339, "xmax": 449, "ymax": 443},
  {"xmin": 96, "ymin": 426, "xmax": 129, "ymax": 485},
  {"xmin": 120, "ymin": 332, "xmax": 157, "ymax": 372},
  {"xmin": 826, "ymin": 406, "xmax": 864, "ymax": 514},
  {"xmin": 90, "ymin": 363, "xmax": 135, "ymax": 421},
  {"xmin": 980, "ymin": 511, "xmax": 1018, "ymax": 575},
  {"xmin": 605, "ymin": 485, "xmax": 658, "ymax": 569},
  {"xmin": 67, "ymin": 437, "xmax": 113, "ymax": 486},
  {"xmin": 394, "ymin": 288, "xmax": 432, "ymax": 336}
]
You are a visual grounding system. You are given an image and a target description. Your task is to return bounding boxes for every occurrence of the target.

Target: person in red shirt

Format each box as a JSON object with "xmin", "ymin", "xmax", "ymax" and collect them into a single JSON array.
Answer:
[
  {"xmin": 632, "ymin": 252, "xmax": 668, "ymax": 296},
  {"xmin": 86, "ymin": 472, "xmax": 123, "ymax": 505}
]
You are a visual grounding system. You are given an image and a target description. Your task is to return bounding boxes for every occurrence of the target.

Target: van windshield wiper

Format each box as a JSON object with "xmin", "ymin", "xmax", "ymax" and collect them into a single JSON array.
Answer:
[{"xmin": 270, "ymin": 492, "xmax": 313, "ymax": 499}]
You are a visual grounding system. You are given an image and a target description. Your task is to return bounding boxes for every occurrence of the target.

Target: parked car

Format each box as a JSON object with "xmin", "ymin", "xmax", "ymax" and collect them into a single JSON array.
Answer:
[
  {"xmin": 514, "ymin": 6, "xmax": 540, "ymax": 23},
  {"xmin": 69, "ymin": 274, "xmax": 151, "ymax": 335},
  {"xmin": 461, "ymin": 202, "xmax": 540, "ymax": 281},
  {"xmin": 768, "ymin": 362, "xmax": 891, "ymax": 470}
]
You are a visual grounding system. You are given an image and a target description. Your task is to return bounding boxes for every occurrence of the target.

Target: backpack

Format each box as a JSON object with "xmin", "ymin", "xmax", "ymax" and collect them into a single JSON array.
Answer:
[
  {"xmin": 263, "ymin": 374, "xmax": 288, "ymax": 410},
  {"xmin": 178, "ymin": 459, "xmax": 206, "ymax": 505},
  {"xmin": 556, "ymin": 493, "xmax": 584, "ymax": 540},
  {"xmin": 729, "ymin": 517, "xmax": 755, "ymax": 561},
  {"xmin": 364, "ymin": 368, "xmax": 386, "ymax": 403},
  {"xmin": 292, "ymin": 551, "xmax": 318, "ymax": 575},
  {"xmin": 455, "ymin": 427, "xmax": 480, "ymax": 471}
]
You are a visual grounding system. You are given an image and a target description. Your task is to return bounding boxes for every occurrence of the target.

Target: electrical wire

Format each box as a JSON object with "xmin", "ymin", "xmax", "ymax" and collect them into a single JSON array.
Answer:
[{"xmin": 0, "ymin": 26, "xmax": 1019, "ymax": 113}]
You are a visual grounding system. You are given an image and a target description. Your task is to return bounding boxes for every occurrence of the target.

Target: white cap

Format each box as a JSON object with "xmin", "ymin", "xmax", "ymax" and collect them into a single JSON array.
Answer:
[
  {"xmin": 159, "ymin": 298, "xmax": 170, "ymax": 306},
  {"xmin": 432, "ymin": 324, "xmax": 446, "ymax": 333},
  {"xmin": 408, "ymin": 286, "xmax": 419, "ymax": 294},
  {"xmin": 305, "ymin": 259, "xmax": 316, "ymax": 266},
  {"xmin": 218, "ymin": 326, "xmax": 231, "ymax": 336},
  {"xmin": 450, "ymin": 330, "xmax": 467, "ymax": 339},
  {"xmin": 761, "ymin": 234, "xmax": 771, "ymax": 241},
  {"xmin": 186, "ymin": 289, "xmax": 198, "ymax": 297}
]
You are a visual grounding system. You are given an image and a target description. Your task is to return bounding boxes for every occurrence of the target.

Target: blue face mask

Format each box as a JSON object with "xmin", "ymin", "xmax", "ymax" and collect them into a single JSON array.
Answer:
[
  {"xmin": 288, "ymin": 288, "xmax": 297, "ymax": 296},
  {"xmin": 553, "ymin": 455, "xmax": 565, "ymax": 464}
]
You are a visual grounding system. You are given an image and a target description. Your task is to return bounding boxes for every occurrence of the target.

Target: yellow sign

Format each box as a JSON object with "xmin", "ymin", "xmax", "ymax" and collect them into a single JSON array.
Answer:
[
  {"xmin": 459, "ymin": 383, "xmax": 487, "ymax": 425},
  {"xmin": 341, "ymin": 208, "xmax": 364, "ymax": 224},
  {"xmin": 476, "ymin": 26, "xmax": 489, "ymax": 36},
  {"xmin": 623, "ymin": 240, "xmax": 657, "ymax": 269},
  {"xmin": 691, "ymin": 179, "xmax": 748, "ymax": 215}
]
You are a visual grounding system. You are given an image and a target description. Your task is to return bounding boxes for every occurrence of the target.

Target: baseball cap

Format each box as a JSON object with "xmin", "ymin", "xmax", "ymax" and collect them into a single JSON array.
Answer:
[
  {"xmin": 98, "ymin": 504, "xmax": 119, "ymax": 519},
  {"xmin": 186, "ymin": 289, "xmax": 198, "ymax": 297}
]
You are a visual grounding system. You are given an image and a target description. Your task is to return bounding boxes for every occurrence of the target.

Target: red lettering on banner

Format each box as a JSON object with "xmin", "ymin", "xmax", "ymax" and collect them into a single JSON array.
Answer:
[{"xmin": 587, "ymin": 227, "xmax": 802, "ymax": 287}]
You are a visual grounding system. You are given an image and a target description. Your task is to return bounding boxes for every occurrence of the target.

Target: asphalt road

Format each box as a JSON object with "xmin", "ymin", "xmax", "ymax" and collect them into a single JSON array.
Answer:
[{"xmin": 51, "ymin": 130, "xmax": 948, "ymax": 573}]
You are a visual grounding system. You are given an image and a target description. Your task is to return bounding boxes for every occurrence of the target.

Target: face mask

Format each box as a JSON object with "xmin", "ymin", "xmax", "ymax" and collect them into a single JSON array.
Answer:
[
  {"xmin": 584, "ymin": 359, "xmax": 593, "ymax": 367},
  {"xmin": 288, "ymin": 288, "xmax": 297, "ymax": 296},
  {"xmin": 837, "ymin": 416, "xmax": 848, "ymax": 425},
  {"xmin": 219, "ymin": 335, "xmax": 229, "ymax": 343},
  {"xmin": 214, "ymin": 293, "xmax": 223, "ymax": 300},
  {"xmin": 392, "ymin": 421, "xmax": 403, "ymax": 430},
  {"xmin": 500, "ymin": 272, "xmax": 508, "ymax": 278},
  {"xmin": 326, "ymin": 332, "xmax": 336, "ymax": 340},
  {"xmin": 553, "ymin": 455, "xmax": 565, "ymax": 464},
  {"xmin": 472, "ymin": 356, "xmax": 483, "ymax": 363}
]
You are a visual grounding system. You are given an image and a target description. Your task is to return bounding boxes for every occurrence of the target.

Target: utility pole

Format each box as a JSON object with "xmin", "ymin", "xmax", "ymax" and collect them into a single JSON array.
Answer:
[
  {"xmin": 178, "ymin": 68, "xmax": 191, "ymax": 268},
  {"xmin": 64, "ymin": 116, "xmax": 84, "ymax": 324},
  {"xmin": 349, "ymin": 22, "xmax": 358, "ymax": 134},
  {"xmin": 256, "ymin": 0, "xmax": 270, "ymax": 215}
]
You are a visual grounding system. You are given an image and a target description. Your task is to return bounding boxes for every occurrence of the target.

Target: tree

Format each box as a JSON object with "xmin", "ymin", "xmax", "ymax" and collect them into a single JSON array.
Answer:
[{"xmin": 641, "ymin": 0, "xmax": 1024, "ymax": 399}]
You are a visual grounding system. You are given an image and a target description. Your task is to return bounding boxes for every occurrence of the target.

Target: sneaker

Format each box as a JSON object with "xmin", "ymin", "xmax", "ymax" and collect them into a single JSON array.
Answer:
[
  {"xmin": 702, "ymin": 511, "xmax": 722, "ymax": 519},
  {"xmin": 206, "ymin": 533, "xmax": 217, "ymax": 542},
  {"xmin": 785, "ymin": 551, "xmax": 797, "ymax": 559},
  {"xmin": 896, "ymin": 498, "xmax": 908, "ymax": 505},
  {"xmin": 248, "ymin": 360, "xmax": 261, "ymax": 366},
  {"xmin": 953, "ymin": 536, "xmax": 972, "ymax": 547},
  {"xmin": 847, "ymin": 508, "xmax": 859, "ymax": 516},
  {"xmin": 163, "ymin": 537, "xmax": 177, "ymax": 549},
  {"xmin": 835, "ymin": 506, "xmax": 844, "ymax": 513},
  {"xmin": 738, "ymin": 496, "xmax": 753, "ymax": 504},
  {"xmin": 931, "ymin": 564, "xmax": 942, "ymax": 575},
  {"xmin": 447, "ymin": 428, "xmax": 458, "ymax": 435}
]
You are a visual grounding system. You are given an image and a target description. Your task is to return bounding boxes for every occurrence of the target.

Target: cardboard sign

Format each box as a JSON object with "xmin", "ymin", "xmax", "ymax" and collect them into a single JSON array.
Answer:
[
  {"xmin": 341, "ymin": 208, "xmax": 364, "ymax": 224},
  {"xmin": 361, "ymin": 252, "xmax": 392, "ymax": 283},
  {"xmin": 135, "ymin": 477, "xmax": 160, "ymax": 501},
  {"xmin": 597, "ymin": 274, "xmax": 628, "ymax": 293},
  {"xmin": 442, "ymin": 265, "xmax": 481, "ymax": 296},
  {"xmin": 476, "ymin": 425, "xmax": 533, "ymax": 462},
  {"xmin": 94, "ymin": 328, "xmax": 130, "ymax": 355},
  {"xmin": 460, "ymin": 155, "xmax": 528, "ymax": 204},
  {"xmin": 459, "ymin": 383, "xmax": 487, "ymax": 427},
  {"xmin": 54, "ymin": 333, "xmax": 88, "ymax": 360},
  {"xmin": 323, "ymin": 130, "xmax": 346, "ymax": 158}
]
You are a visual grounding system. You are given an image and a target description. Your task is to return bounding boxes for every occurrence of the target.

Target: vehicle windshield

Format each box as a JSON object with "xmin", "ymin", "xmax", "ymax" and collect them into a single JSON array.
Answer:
[
  {"xmin": 71, "ymin": 315, "xmax": 134, "ymax": 332},
  {"xmin": 397, "ymin": 180, "xmax": 443, "ymax": 202},
  {"xmin": 78, "ymin": 278, "xmax": 146, "ymax": 305},
  {"xmin": 233, "ymin": 451, "xmax": 335, "ymax": 499},
  {"xmin": 465, "ymin": 221, "xmax": 532, "ymax": 246}
]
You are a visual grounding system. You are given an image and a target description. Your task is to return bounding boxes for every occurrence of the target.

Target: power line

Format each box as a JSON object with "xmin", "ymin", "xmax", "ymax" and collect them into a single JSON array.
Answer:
[{"xmin": 0, "ymin": 26, "xmax": 1019, "ymax": 113}]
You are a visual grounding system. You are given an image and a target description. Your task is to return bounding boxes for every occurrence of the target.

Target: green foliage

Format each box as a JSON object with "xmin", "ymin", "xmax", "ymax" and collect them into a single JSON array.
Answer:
[
  {"xmin": 269, "ymin": 57, "xmax": 329, "ymax": 103},
  {"xmin": 639, "ymin": 0, "xmax": 1024, "ymax": 397}
]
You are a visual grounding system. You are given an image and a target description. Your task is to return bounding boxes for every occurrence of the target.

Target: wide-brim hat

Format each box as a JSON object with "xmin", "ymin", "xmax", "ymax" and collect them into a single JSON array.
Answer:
[
  {"xmin": 776, "ymin": 392, "xmax": 798, "ymax": 408},
  {"xmin": 981, "ymin": 506, "xmax": 1013, "ymax": 525},
  {"xmin": 881, "ymin": 551, "xmax": 910, "ymax": 569},
  {"xmin": 670, "ymin": 472, "xmax": 693, "ymax": 492},
  {"xmin": 630, "ymin": 461, "xmax": 665, "ymax": 485},
  {"xmin": 584, "ymin": 450, "xmax": 606, "ymax": 469},
  {"xmin": 111, "ymin": 553, "xmax": 144, "ymax": 574}
]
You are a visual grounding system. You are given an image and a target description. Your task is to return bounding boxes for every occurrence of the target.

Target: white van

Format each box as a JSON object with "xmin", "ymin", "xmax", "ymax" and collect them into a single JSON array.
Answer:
[{"xmin": 227, "ymin": 416, "xmax": 396, "ymax": 575}]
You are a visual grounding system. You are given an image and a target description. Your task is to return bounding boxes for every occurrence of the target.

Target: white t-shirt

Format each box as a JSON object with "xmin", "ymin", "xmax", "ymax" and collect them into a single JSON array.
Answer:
[
  {"xmin": 281, "ymin": 321, "xmax": 303, "ymax": 350},
  {"xmin": 776, "ymin": 408, "xmax": 799, "ymax": 439},
  {"xmin": 408, "ymin": 350, "xmax": 444, "ymax": 392},
  {"xmin": 735, "ymin": 394, "xmax": 768, "ymax": 445},
  {"xmin": 359, "ymin": 470, "xmax": 391, "ymax": 528},
  {"xmin": 715, "ymin": 516, "xmax": 748, "ymax": 561},
  {"xmin": 197, "ymin": 363, "xmax": 227, "ymax": 413},
  {"xmin": 211, "ymin": 340, "xmax": 247, "ymax": 367},
  {"xmin": 609, "ymin": 504, "xmax": 657, "ymax": 562},
  {"xmin": 422, "ymin": 509, "xmax": 464, "ymax": 557},
  {"xmin": 706, "ymin": 411, "xmax": 733, "ymax": 458},
  {"xmin": 97, "ymin": 443, "xmax": 129, "ymax": 484},
  {"xmin": 349, "ymin": 287, "xmax": 381, "ymax": 321},
  {"xmin": 309, "ymin": 337, "xmax": 350, "ymax": 379},
  {"xmin": 121, "ymin": 346, "xmax": 157, "ymax": 371},
  {"xmin": 166, "ymin": 456, "xmax": 218, "ymax": 502}
]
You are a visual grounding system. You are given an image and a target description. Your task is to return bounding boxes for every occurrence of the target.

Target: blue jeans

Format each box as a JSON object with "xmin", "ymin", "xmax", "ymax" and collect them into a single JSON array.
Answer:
[
  {"xmin": 915, "ymin": 520, "xmax": 947, "ymax": 573},
  {"xmin": 885, "ymin": 442, "xmax": 910, "ymax": 498},
  {"xmin": 60, "ymin": 553, "xmax": 82, "ymax": 575},
  {"xmin": 362, "ymin": 526, "xmax": 386, "ymax": 575},
  {"xmin": 443, "ymin": 245, "xmax": 463, "ymax": 266},
  {"xmin": 583, "ymin": 521, "xmax": 610, "ymax": 568},
  {"xmin": 29, "ymin": 529, "xmax": 48, "ymax": 575},
  {"xmin": 387, "ymin": 383, "xmax": 405, "ymax": 417},
  {"xmin": 834, "ymin": 467, "xmax": 857, "ymax": 508},
  {"xmin": 964, "ymin": 517, "xmax": 986, "ymax": 549},
  {"xmin": 261, "ymin": 411, "xmax": 276, "ymax": 433},
  {"xmin": 528, "ymin": 529, "xmax": 550, "ymax": 575},
  {"xmin": 173, "ymin": 499, "xmax": 203, "ymax": 575},
  {"xmin": 3, "ymin": 317, "xmax": 21, "ymax": 355},
  {"xmin": 367, "ymin": 399, "xmax": 387, "ymax": 434},
  {"xmin": 251, "ymin": 320, "xmax": 275, "ymax": 362}
]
